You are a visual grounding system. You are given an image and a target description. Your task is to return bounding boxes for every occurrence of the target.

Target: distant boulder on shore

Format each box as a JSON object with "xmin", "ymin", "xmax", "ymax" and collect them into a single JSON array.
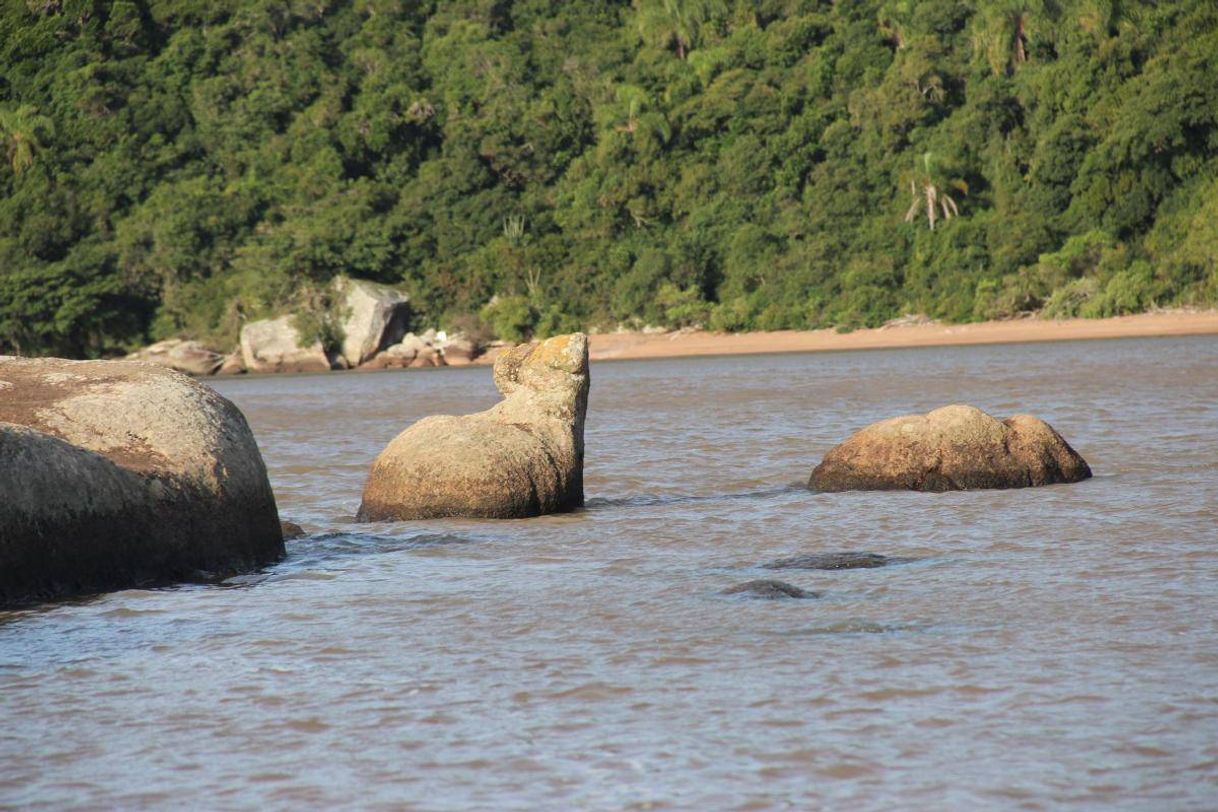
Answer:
[
  {"xmin": 809, "ymin": 404, "xmax": 1091, "ymax": 492},
  {"xmin": 125, "ymin": 338, "xmax": 224, "ymax": 376},
  {"xmin": 357, "ymin": 333, "xmax": 589, "ymax": 520},
  {"xmin": 240, "ymin": 315, "xmax": 340, "ymax": 374},
  {"xmin": 0, "ymin": 356, "xmax": 284, "ymax": 607},
  {"xmin": 335, "ymin": 277, "xmax": 411, "ymax": 368}
]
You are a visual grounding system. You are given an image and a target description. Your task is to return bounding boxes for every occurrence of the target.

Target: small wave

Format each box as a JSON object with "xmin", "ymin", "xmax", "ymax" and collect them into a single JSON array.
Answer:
[
  {"xmin": 217, "ymin": 531, "xmax": 480, "ymax": 589},
  {"xmin": 775, "ymin": 620, "xmax": 930, "ymax": 636},
  {"xmin": 584, "ymin": 484, "xmax": 803, "ymax": 510}
]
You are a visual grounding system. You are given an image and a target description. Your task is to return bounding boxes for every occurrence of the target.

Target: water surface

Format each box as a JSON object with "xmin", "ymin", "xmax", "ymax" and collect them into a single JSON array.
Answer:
[{"xmin": 3, "ymin": 337, "xmax": 1217, "ymax": 809}]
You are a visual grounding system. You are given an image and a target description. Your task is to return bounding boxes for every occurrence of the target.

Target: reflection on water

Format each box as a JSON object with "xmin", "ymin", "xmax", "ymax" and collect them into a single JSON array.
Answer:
[{"xmin": 3, "ymin": 337, "xmax": 1218, "ymax": 810}]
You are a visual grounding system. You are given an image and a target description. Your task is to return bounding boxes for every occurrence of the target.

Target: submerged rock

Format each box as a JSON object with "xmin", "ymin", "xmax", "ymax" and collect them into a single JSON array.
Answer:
[
  {"xmin": 0, "ymin": 356, "xmax": 284, "ymax": 607},
  {"xmin": 125, "ymin": 339, "xmax": 224, "ymax": 376},
  {"xmin": 809, "ymin": 404, "xmax": 1091, "ymax": 492},
  {"xmin": 763, "ymin": 552, "xmax": 894, "ymax": 570},
  {"xmin": 240, "ymin": 316, "xmax": 339, "ymax": 374},
  {"xmin": 280, "ymin": 521, "xmax": 306, "ymax": 540},
  {"xmin": 357, "ymin": 333, "xmax": 590, "ymax": 520},
  {"xmin": 722, "ymin": 580, "xmax": 817, "ymax": 599},
  {"xmin": 335, "ymin": 278, "xmax": 410, "ymax": 368}
]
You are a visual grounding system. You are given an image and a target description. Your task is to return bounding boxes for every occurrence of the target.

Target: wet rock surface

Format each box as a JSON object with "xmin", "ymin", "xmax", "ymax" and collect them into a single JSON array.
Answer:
[
  {"xmin": 763, "ymin": 552, "xmax": 899, "ymax": 570},
  {"xmin": 280, "ymin": 521, "xmax": 306, "ymax": 540},
  {"xmin": 721, "ymin": 580, "xmax": 817, "ymax": 599}
]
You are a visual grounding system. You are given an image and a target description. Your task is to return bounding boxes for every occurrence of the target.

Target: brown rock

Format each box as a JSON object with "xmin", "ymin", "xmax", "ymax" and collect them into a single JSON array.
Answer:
[
  {"xmin": 440, "ymin": 336, "xmax": 479, "ymax": 365},
  {"xmin": 0, "ymin": 356, "xmax": 284, "ymax": 607},
  {"xmin": 809, "ymin": 404, "xmax": 1091, "ymax": 492},
  {"xmin": 217, "ymin": 350, "xmax": 246, "ymax": 375},
  {"xmin": 125, "ymin": 339, "xmax": 224, "ymax": 376},
  {"xmin": 280, "ymin": 521, "xmax": 306, "ymax": 540},
  {"xmin": 357, "ymin": 333, "xmax": 590, "ymax": 520},
  {"xmin": 408, "ymin": 346, "xmax": 446, "ymax": 368},
  {"xmin": 358, "ymin": 353, "xmax": 412, "ymax": 370}
]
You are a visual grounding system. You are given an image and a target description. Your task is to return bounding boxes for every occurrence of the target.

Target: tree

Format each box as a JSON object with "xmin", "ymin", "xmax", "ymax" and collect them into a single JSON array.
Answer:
[
  {"xmin": 903, "ymin": 152, "xmax": 966, "ymax": 231},
  {"xmin": 635, "ymin": 0, "xmax": 727, "ymax": 60},
  {"xmin": 970, "ymin": 0, "xmax": 1054, "ymax": 76},
  {"xmin": 0, "ymin": 106, "xmax": 54, "ymax": 176}
]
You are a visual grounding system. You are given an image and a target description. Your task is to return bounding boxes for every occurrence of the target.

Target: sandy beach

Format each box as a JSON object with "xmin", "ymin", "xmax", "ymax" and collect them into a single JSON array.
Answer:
[{"xmin": 572, "ymin": 310, "xmax": 1218, "ymax": 363}]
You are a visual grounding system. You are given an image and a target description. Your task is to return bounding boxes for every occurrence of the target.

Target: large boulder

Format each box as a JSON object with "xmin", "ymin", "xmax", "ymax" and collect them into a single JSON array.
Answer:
[
  {"xmin": 335, "ymin": 278, "xmax": 410, "ymax": 368},
  {"xmin": 358, "ymin": 333, "xmax": 590, "ymax": 520},
  {"xmin": 125, "ymin": 339, "xmax": 224, "ymax": 376},
  {"xmin": 240, "ymin": 316, "xmax": 337, "ymax": 374},
  {"xmin": 0, "ymin": 356, "xmax": 284, "ymax": 607},
  {"xmin": 809, "ymin": 404, "xmax": 1091, "ymax": 492}
]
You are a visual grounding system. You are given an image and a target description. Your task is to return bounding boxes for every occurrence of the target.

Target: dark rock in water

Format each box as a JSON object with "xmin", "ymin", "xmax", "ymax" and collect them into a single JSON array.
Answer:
[
  {"xmin": 281, "ymin": 521, "xmax": 306, "ymax": 540},
  {"xmin": 722, "ymin": 579, "xmax": 817, "ymax": 599},
  {"xmin": 763, "ymin": 552, "xmax": 892, "ymax": 570},
  {"xmin": 809, "ymin": 404, "xmax": 1091, "ymax": 492}
]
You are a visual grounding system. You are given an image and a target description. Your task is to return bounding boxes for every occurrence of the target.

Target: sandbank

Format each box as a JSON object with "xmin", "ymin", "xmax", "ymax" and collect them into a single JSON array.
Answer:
[{"xmin": 570, "ymin": 310, "xmax": 1218, "ymax": 363}]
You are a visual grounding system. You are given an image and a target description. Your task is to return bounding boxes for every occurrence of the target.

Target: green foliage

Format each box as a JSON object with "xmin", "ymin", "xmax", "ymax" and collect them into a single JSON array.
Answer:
[
  {"xmin": 480, "ymin": 295, "xmax": 538, "ymax": 343},
  {"xmin": 656, "ymin": 283, "xmax": 711, "ymax": 328},
  {"xmin": 1, "ymin": 0, "xmax": 1216, "ymax": 357}
]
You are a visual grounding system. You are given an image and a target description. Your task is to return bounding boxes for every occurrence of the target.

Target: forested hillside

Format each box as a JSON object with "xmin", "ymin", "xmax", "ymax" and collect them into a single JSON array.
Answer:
[{"xmin": 1, "ymin": 0, "xmax": 1216, "ymax": 357}]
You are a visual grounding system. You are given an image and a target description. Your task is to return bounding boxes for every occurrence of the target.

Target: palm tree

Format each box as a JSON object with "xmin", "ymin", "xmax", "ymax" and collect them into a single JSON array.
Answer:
[
  {"xmin": 609, "ymin": 85, "xmax": 672, "ymax": 144},
  {"xmin": 0, "ymin": 105, "xmax": 55, "ymax": 176},
  {"xmin": 635, "ymin": 0, "xmax": 727, "ymax": 60},
  {"xmin": 970, "ymin": 0, "xmax": 1054, "ymax": 76},
  {"xmin": 903, "ymin": 152, "xmax": 967, "ymax": 231}
]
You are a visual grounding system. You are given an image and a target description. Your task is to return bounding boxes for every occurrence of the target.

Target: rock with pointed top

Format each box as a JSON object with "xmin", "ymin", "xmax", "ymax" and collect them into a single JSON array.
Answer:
[
  {"xmin": 357, "ymin": 333, "xmax": 590, "ymax": 520},
  {"xmin": 0, "ymin": 356, "xmax": 284, "ymax": 607},
  {"xmin": 809, "ymin": 404, "xmax": 1091, "ymax": 492},
  {"xmin": 335, "ymin": 278, "xmax": 411, "ymax": 367}
]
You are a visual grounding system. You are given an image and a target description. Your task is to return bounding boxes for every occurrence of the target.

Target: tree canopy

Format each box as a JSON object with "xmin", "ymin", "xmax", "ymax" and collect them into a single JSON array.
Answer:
[{"xmin": 1, "ymin": 0, "xmax": 1215, "ymax": 356}]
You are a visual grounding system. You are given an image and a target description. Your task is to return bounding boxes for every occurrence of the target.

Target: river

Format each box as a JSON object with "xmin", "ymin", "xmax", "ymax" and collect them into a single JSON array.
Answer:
[{"xmin": 3, "ymin": 336, "xmax": 1217, "ymax": 810}]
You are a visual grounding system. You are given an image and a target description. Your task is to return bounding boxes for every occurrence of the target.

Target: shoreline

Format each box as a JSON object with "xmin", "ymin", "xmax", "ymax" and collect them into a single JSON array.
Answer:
[{"xmin": 570, "ymin": 310, "xmax": 1218, "ymax": 364}]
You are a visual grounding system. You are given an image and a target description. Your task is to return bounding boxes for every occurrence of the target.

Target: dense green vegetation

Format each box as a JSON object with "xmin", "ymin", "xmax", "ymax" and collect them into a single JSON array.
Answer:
[{"xmin": 2, "ymin": 0, "xmax": 1216, "ymax": 356}]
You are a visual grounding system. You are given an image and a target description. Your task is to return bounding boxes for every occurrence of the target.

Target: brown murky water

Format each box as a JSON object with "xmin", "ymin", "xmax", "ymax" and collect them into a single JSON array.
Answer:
[{"xmin": 3, "ymin": 337, "xmax": 1217, "ymax": 809}]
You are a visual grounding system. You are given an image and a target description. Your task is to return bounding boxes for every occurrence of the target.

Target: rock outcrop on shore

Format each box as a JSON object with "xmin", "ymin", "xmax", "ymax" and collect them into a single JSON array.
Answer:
[
  {"xmin": 357, "ymin": 333, "xmax": 590, "ymax": 520},
  {"xmin": 809, "ymin": 404, "xmax": 1091, "ymax": 492},
  {"xmin": 124, "ymin": 339, "xmax": 225, "ymax": 376},
  {"xmin": 335, "ymin": 278, "xmax": 411, "ymax": 367},
  {"xmin": 0, "ymin": 357, "xmax": 284, "ymax": 607},
  {"xmin": 240, "ymin": 315, "xmax": 339, "ymax": 374}
]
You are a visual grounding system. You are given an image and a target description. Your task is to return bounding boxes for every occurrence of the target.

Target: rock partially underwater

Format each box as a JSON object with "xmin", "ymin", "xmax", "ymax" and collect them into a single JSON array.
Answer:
[
  {"xmin": 810, "ymin": 404, "xmax": 1091, "ymax": 492},
  {"xmin": 0, "ymin": 357, "xmax": 284, "ymax": 607},
  {"xmin": 722, "ymin": 580, "xmax": 817, "ymax": 599},
  {"xmin": 357, "ymin": 333, "xmax": 589, "ymax": 520},
  {"xmin": 763, "ymin": 552, "xmax": 896, "ymax": 570}
]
